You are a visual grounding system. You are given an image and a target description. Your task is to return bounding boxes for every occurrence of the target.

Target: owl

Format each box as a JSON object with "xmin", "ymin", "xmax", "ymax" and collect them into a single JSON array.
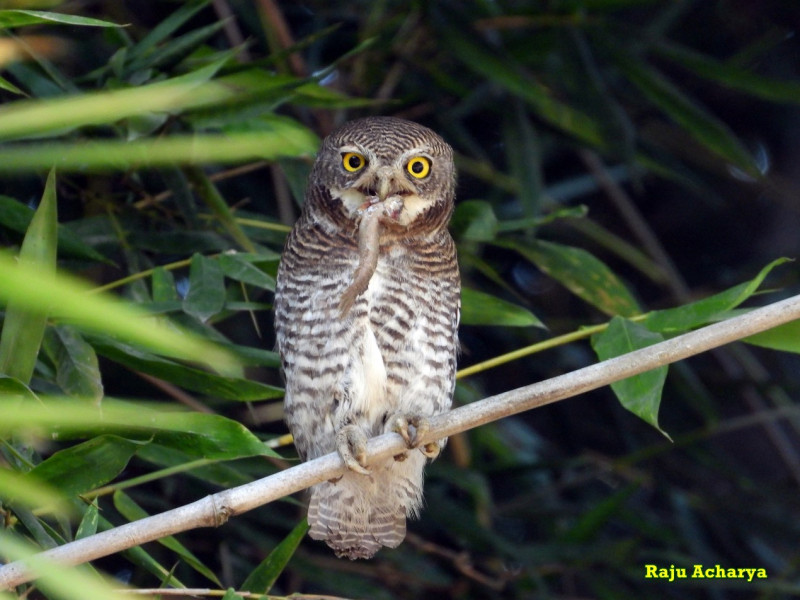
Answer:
[{"xmin": 273, "ymin": 116, "xmax": 460, "ymax": 560}]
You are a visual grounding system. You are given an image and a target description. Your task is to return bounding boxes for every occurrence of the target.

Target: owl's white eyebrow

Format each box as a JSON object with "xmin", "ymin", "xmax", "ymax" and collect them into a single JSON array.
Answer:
[{"xmin": 338, "ymin": 144, "xmax": 364, "ymax": 154}]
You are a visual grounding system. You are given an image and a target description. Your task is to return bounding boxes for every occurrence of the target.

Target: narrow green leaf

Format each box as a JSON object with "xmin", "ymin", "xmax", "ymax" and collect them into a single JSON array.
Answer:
[
  {"xmin": 656, "ymin": 41, "xmax": 800, "ymax": 105},
  {"xmin": 0, "ymin": 77, "xmax": 236, "ymax": 142},
  {"xmin": 591, "ymin": 317, "xmax": 670, "ymax": 439},
  {"xmin": 241, "ymin": 519, "xmax": 310, "ymax": 594},
  {"xmin": 508, "ymin": 239, "xmax": 641, "ymax": 317},
  {"xmin": 95, "ymin": 515, "xmax": 186, "ymax": 588},
  {"xmin": 113, "ymin": 491, "xmax": 221, "ymax": 586},
  {"xmin": 42, "ymin": 325, "xmax": 103, "ymax": 402},
  {"xmin": 441, "ymin": 23, "xmax": 605, "ymax": 147},
  {"xmin": 0, "ymin": 252, "xmax": 239, "ymax": 375},
  {"xmin": 0, "ymin": 533, "xmax": 130, "ymax": 600},
  {"xmin": 75, "ymin": 501, "xmax": 99, "ymax": 540},
  {"xmin": 0, "ymin": 195, "xmax": 110, "ymax": 263},
  {"xmin": 744, "ymin": 319, "xmax": 800, "ymax": 354},
  {"xmin": 91, "ymin": 337, "xmax": 283, "ymax": 401},
  {"xmin": 151, "ymin": 266, "xmax": 179, "ymax": 303},
  {"xmin": 184, "ymin": 167, "xmax": 256, "ymax": 253},
  {"xmin": 132, "ymin": 20, "xmax": 228, "ymax": 73},
  {"xmin": 1, "ymin": 397, "xmax": 278, "ymax": 460},
  {"xmin": 218, "ymin": 253, "xmax": 276, "ymax": 290},
  {"xmin": 611, "ymin": 47, "xmax": 758, "ymax": 176},
  {"xmin": 0, "ymin": 168, "xmax": 57, "ymax": 384},
  {"xmin": 0, "ymin": 130, "xmax": 319, "ymax": 172},
  {"xmin": 461, "ymin": 287, "xmax": 544, "ymax": 328},
  {"xmin": 450, "ymin": 200, "xmax": 499, "ymax": 242},
  {"xmin": 126, "ymin": 0, "xmax": 209, "ymax": 63},
  {"xmin": 183, "ymin": 253, "xmax": 226, "ymax": 322},
  {"xmin": 644, "ymin": 257, "xmax": 790, "ymax": 332},
  {"xmin": 26, "ymin": 435, "xmax": 142, "ymax": 497},
  {"xmin": 561, "ymin": 484, "xmax": 638, "ymax": 543},
  {"xmin": 0, "ymin": 73, "xmax": 24, "ymax": 95},
  {"xmin": 0, "ymin": 374, "xmax": 38, "ymax": 403},
  {"xmin": 0, "ymin": 9, "xmax": 123, "ymax": 28},
  {"xmin": 0, "ymin": 467, "xmax": 69, "ymax": 514}
]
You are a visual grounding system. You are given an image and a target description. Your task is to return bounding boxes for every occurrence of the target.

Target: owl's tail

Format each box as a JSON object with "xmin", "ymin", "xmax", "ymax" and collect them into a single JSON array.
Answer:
[{"xmin": 307, "ymin": 456, "xmax": 425, "ymax": 560}]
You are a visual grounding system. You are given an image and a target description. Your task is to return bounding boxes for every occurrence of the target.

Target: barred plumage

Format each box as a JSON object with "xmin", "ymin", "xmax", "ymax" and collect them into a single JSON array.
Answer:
[{"xmin": 274, "ymin": 117, "xmax": 460, "ymax": 560}]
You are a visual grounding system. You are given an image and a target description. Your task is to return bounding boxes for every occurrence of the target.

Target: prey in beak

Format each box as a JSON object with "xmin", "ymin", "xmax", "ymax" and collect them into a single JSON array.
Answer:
[{"xmin": 337, "ymin": 166, "xmax": 414, "ymax": 315}]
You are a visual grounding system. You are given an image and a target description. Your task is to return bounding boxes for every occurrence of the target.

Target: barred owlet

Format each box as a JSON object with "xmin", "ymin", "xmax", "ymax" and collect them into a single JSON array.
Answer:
[{"xmin": 274, "ymin": 116, "xmax": 460, "ymax": 560}]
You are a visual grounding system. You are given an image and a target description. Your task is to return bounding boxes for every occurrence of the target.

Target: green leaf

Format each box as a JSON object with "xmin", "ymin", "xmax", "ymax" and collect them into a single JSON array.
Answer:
[
  {"xmin": 0, "ymin": 195, "xmax": 110, "ymax": 263},
  {"xmin": 460, "ymin": 287, "xmax": 544, "ymax": 328},
  {"xmin": 113, "ymin": 491, "xmax": 221, "ymax": 586},
  {"xmin": 441, "ymin": 22, "xmax": 605, "ymax": 147},
  {"xmin": 0, "ymin": 168, "xmax": 57, "ymax": 384},
  {"xmin": 0, "ymin": 130, "xmax": 319, "ymax": 172},
  {"xmin": 0, "ymin": 374, "xmax": 38, "ymax": 403},
  {"xmin": 125, "ymin": 0, "xmax": 209, "ymax": 64},
  {"xmin": 90, "ymin": 337, "xmax": 283, "ymax": 401},
  {"xmin": 644, "ymin": 257, "xmax": 790, "ymax": 332},
  {"xmin": 591, "ymin": 317, "xmax": 670, "ymax": 439},
  {"xmin": 218, "ymin": 253, "xmax": 276, "ymax": 290},
  {"xmin": 656, "ymin": 41, "xmax": 800, "ymax": 105},
  {"xmin": 240, "ymin": 519, "xmax": 309, "ymax": 594},
  {"xmin": 744, "ymin": 319, "xmax": 800, "ymax": 354},
  {"xmin": 183, "ymin": 253, "xmax": 225, "ymax": 322},
  {"xmin": 26, "ymin": 435, "xmax": 142, "ymax": 497},
  {"xmin": 75, "ymin": 501, "xmax": 99, "ymax": 540},
  {"xmin": 508, "ymin": 239, "xmax": 641, "ymax": 317},
  {"xmin": 0, "ymin": 467, "xmax": 69, "ymax": 514},
  {"xmin": 151, "ymin": 267, "xmax": 179, "ymax": 303},
  {"xmin": 1, "ymin": 398, "xmax": 278, "ymax": 460},
  {"xmin": 0, "ymin": 73, "xmax": 24, "ymax": 95},
  {"xmin": 0, "ymin": 251, "xmax": 239, "ymax": 375},
  {"xmin": 450, "ymin": 200, "xmax": 498, "ymax": 242},
  {"xmin": 0, "ymin": 9, "xmax": 123, "ymax": 28},
  {"xmin": 42, "ymin": 325, "xmax": 103, "ymax": 402},
  {"xmin": 610, "ymin": 46, "xmax": 758, "ymax": 176},
  {"xmin": 0, "ymin": 533, "xmax": 130, "ymax": 600}
]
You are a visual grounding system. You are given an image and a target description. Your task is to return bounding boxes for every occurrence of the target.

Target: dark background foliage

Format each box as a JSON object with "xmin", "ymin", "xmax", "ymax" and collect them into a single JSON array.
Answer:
[{"xmin": 1, "ymin": 1, "xmax": 799, "ymax": 599}]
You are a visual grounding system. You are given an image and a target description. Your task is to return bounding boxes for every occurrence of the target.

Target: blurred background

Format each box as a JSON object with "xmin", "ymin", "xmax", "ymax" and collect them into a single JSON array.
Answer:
[{"xmin": 1, "ymin": 1, "xmax": 800, "ymax": 598}]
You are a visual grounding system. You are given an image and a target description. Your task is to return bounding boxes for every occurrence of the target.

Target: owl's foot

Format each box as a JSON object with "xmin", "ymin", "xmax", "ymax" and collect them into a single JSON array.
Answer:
[
  {"xmin": 387, "ymin": 414, "xmax": 441, "ymax": 459},
  {"xmin": 335, "ymin": 425, "xmax": 370, "ymax": 475}
]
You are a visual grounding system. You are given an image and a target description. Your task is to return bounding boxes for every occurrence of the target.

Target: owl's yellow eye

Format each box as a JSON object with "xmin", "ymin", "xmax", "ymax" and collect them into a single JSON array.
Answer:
[
  {"xmin": 342, "ymin": 152, "xmax": 366, "ymax": 172},
  {"xmin": 406, "ymin": 156, "xmax": 431, "ymax": 179}
]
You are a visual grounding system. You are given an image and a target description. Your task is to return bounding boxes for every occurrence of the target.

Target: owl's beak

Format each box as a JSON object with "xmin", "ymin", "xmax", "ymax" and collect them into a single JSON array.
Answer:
[{"xmin": 374, "ymin": 166, "xmax": 414, "ymax": 202}]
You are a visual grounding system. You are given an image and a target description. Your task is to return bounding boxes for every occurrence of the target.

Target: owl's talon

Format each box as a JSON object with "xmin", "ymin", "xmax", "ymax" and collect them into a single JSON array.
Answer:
[
  {"xmin": 387, "ymin": 413, "xmax": 431, "ymax": 450},
  {"xmin": 420, "ymin": 441, "xmax": 441, "ymax": 459},
  {"xmin": 335, "ymin": 425, "xmax": 370, "ymax": 475}
]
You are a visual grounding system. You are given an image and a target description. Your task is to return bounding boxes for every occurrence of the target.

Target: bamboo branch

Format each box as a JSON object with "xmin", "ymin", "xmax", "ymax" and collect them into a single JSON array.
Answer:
[{"xmin": 2, "ymin": 294, "xmax": 800, "ymax": 589}]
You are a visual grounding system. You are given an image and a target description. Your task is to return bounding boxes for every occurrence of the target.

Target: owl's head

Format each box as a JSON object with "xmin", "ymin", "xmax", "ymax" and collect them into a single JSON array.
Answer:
[{"xmin": 307, "ymin": 116, "xmax": 456, "ymax": 235}]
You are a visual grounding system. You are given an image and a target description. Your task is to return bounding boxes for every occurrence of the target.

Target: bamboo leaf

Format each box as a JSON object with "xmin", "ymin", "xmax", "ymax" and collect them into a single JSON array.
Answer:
[
  {"xmin": 461, "ymin": 287, "xmax": 544, "ymax": 328},
  {"xmin": 90, "ymin": 337, "xmax": 283, "ymax": 401},
  {"xmin": 450, "ymin": 200, "xmax": 499, "ymax": 242},
  {"xmin": 0, "ymin": 195, "xmax": 110, "ymax": 263},
  {"xmin": 218, "ymin": 253, "xmax": 276, "ymax": 290},
  {"xmin": 744, "ymin": 320, "xmax": 800, "ymax": 354},
  {"xmin": 113, "ymin": 491, "xmax": 221, "ymax": 586},
  {"xmin": 644, "ymin": 257, "xmax": 790, "ymax": 332},
  {"xmin": 0, "ymin": 252, "xmax": 239, "ymax": 375},
  {"xmin": 240, "ymin": 519, "xmax": 309, "ymax": 594},
  {"xmin": 0, "ymin": 129, "xmax": 319, "ymax": 172},
  {"xmin": 0, "ymin": 168, "xmax": 57, "ymax": 384},
  {"xmin": 42, "ymin": 325, "xmax": 103, "ymax": 402},
  {"xmin": 507, "ymin": 239, "xmax": 641, "ymax": 317},
  {"xmin": 26, "ymin": 435, "xmax": 142, "ymax": 497},
  {"xmin": 183, "ymin": 253, "xmax": 225, "ymax": 323},
  {"xmin": 0, "ymin": 9, "xmax": 122, "ymax": 28},
  {"xmin": 591, "ymin": 317, "xmax": 670, "ymax": 439}
]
